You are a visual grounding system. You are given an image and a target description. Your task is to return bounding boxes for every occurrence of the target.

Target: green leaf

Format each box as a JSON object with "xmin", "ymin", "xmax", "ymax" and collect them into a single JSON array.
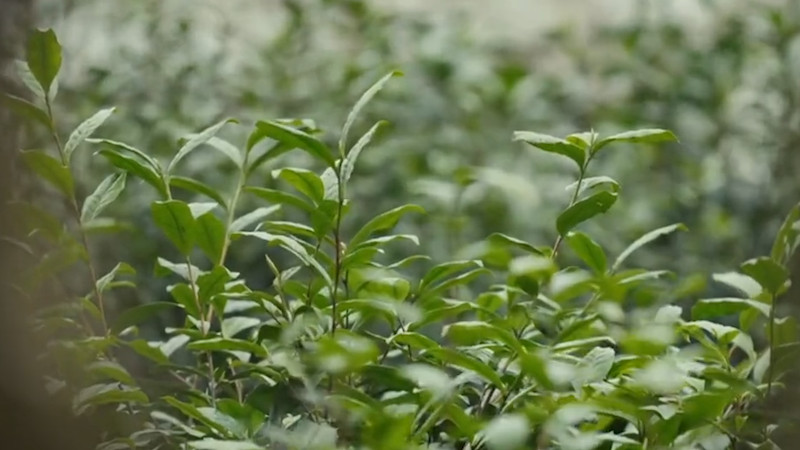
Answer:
[
  {"xmin": 564, "ymin": 176, "xmax": 620, "ymax": 197},
  {"xmin": 197, "ymin": 265, "xmax": 234, "ymax": 303},
  {"xmin": 594, "ymin": 128, "xmax": 678, "ymax": 151},
  {"xmin": 73, "ymin": 383, "xmax": 148, "ymax": 411},
  {"xmin": 566, "ymin": 231, "xmax": 607, "ymax": 274},
  {"xmin": 15, "ymin": 60, "xmax": 46, "ymax": 100},
  {"xmin": 21, "ymin": 150, "xmax": 73, "ymax": 197},
  {"xmin": 571, "ymin": 347, "xmax": 615, "ymax": 389},
  {"xmin": 229, "ymin": 205, "xmax": 281, "ymax": 233},
  {"xmin": 488, "ymin": 233, "xmax": 546, "ymax": 255},
  {"xmin": 771, "ymin": 202, "xmax": 800, "ymax": 265},
  {"xmin": 481, "ymin": 414, "xmax": 531, "ymax": 450},
  {"xmin": 0, "ymin": 93, "xmax": 51, "ymax": 128},
  {"xmin": 443, "ymin": 321, "xmax": 523, "ymax": 353},
  {"xmin": 245, "ymin": 187, "xmax": 315, "ymax": 214},
  {"xmin": 96, "ymin": 261, "xmax": 136, "ymax": 293},
  {"xmin": 168, "ymin": 118, "xmax": 237, "ymax": 173},
  {"xmin": 86, "ymin": 361, "xmax": 135, "ymax": 385},
  {"xmin": 740, "ymin": 257, "xmax": 789, "ymax": 295},
  {"xmin": 341, "ymin": 120, "xmax": 387, "ymax": 184},
  {"xmin": 513, "ymin": 130, "xmax": 586, "ymax": 170},
  {"xmin": 81, "ymin": 172, "xmax": 127, "ymax": 222},
  {"xmin": 420, "ymin": 260, "xmax": 484, "ymax": 291},
  {"xmin": 691, "ymin": 298, "xmax": 771, "ymax": 320},
  {"xmin": 350, "ymin": 204, "xmax": 425, "ymax": 248},
  {"xmin": 93, "ymin": 139, "xmax": 167, "ymax": 198},
  {"xmin": 151, "ymin": 200, "xmax": 197, "ymax": 255},
  {"xmin": 112, "ymin": 302, "xmax": 179, "ymax": 334},
  {"xmin": 392, "ymin": 332, "xmax": 440, "ymax": 351},
  {"xmin": 128, "ymin": 340, "xmax": 170, "ymax": 365},
  {"xmin": 425, "ymin": 347, "xmax": 505, "ymax": 390},
  {"xmin": 64, "ymin": 107, "xmax": 116, "ymax": 163},
  {"xmin": 250, "ymin": 120, "xmax": 335, "ymax": 167},
  {"xmin": 612, "ymin": 223, "xmax": 687, "ymax": 272},
  {"xmin": 556, "ymin": 190, "xmax": 618, "ymax": 235},
  {"xmin": 271, "ymin": 167, "xmax": 325, "ymax": 204},
  {"xmin": 238, "ymin": 232, "xmax": 332, "ymax": 286},
  {"xmin": 196, "ymin": 212, "xmax": 227, "ymax": 263},
  {"xmin": 26, "ymin": 29, "xmax": 61, "ymax": 95},
  {"xmin": 169, "ymin": 176, "xmax": 228, "ymax": 209},
  {"xmin": 340, "ymin": 70, "xmax": 401, "ymax": 155},
  {"xmin": 187, "ymin": 338, "xmax": 267, "ymax": 357},
  {"xmin": 712, "ymin": 272, "xmax": 762, "ymax": 298},
  {"xmin": 222, "ymin": 317, "xmax": 261, "ymax": 339}
]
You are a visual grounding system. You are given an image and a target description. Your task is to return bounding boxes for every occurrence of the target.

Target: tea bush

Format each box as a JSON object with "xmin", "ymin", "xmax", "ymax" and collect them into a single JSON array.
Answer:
[{"xmin": 5, "ymin": 27, "xmax": 800, "ymax": 450}]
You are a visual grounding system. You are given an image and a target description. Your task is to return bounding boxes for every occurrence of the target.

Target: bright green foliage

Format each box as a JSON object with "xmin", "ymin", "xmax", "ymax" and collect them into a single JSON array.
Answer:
[{"xmin": 6, "ymin": 26, "xmax": 800, "ymax": 450}]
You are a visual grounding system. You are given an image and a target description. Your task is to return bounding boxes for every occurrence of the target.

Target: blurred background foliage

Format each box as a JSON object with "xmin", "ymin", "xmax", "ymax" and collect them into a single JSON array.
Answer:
[{"xmin": 29, "ymin": 0, "xmax": 800, "ymax": 314}]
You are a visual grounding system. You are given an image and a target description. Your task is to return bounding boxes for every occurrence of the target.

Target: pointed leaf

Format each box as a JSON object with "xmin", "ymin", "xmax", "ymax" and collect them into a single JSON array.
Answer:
[
  {"xmin": 564, "ymin": 176, "xmax": 620, "ymax": 197},
  {"xmin": 168, "ymin": 119, "xmax": 237, "ymax": 173},
  {"xmin": 271, "ymin": 167, "xmax": 325, "ymax": 204},
  {"xmin": 350, "ymin": 204, "xmax": 424, "ymax": 248},
  {"xmin": 169, "ymin": 176, "xmax": 228, "ymax": 209},
  {"xmin": 81, "ymin": 172, "xmax": 127, "ymax": 222},
  {"xmin": 513, "ymin": 131, "xmax": 585, "ymax": 170},
  {"xmin": 612, "ymin": 223, "xmax": 687, "ymax": 272},
  {"xmin": 594, "ymin": 128, "xmax": 678, "ymax": 151},
  {"xmin": 244, "ymin": 187, "xmax": 315, "ymax": 214},
  {"xmin": 740, "ymin": 257, "xmax": 789, "ymax": 295},
  {"xmin": 771, "ymin": 203, "xmax": 800, "ymax": 265},
  {"xmin": 238, "ymin": 232, "xmax": 332, "ymax": 285},
  {"xmin": 229, "ymin": 205, "xmax": 281, "ymax": 233},
  {"xmin": 250, "ymin": 120, "xmax": 335, "ymax": 167},
  {"xmin": 691, "ymin": 298, "xmax": 771, "ymax": 320},
  {"xmin": 341, "ymin": 120, "xmax": 387, "ymax": 184},
  {"xmin": 64, "ymin": 107, "xmax": 116, "ymax": 163},
  {"xmin": 556, "ymin": 190, "xmax": 618, "ymax": 235},
  {"xmin": 151, "ymin": 200, "xmax": 197, "ymax": 255},
  {"xmin": 196, "ymin": 212, "xmax": 227, "ymax": 263},
  {"xmin": 340, "ymin": 71, "xmax": 401, "ymax": 155},
  {"xmin": 0, "ymin": 93, "xmax": 51, "ymax": 128}
]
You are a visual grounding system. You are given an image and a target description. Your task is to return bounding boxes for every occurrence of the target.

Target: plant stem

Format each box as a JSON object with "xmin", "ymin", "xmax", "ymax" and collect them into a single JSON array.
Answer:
[{"xmin": 46, "ymin": 98, "xmax": 108, "ymax": 333}]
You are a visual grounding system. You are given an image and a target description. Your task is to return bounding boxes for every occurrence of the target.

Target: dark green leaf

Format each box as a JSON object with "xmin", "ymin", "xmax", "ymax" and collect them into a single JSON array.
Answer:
[
  {"xmin": 187, "ymin": 338, "xmax": 267, "ymax": 357},
  {"xmin": 238, "ymin": 232, "xmax": 332, "ymax": 285},
  {"xmin": 244, "ymin": 186, "xmax": 315, "ymax": 213},
  {"xmin": 425, "ymin": 347, "xmax": 505, "ymax": 390},
  {"xmin": 556, "ymin": 190, "xmax": 618, "ymax": 235},
  {"xmin": 21, "ymin": 150, "xmax": 73, "ymax": 197},
  {"xmin": 443, "ymin": 321, "xmax": 523, "ymax": 353},
  {"xmin": 340, "ymin": 120, "xmax": 388, "ymax": 185},
  {"xmin": 196, "ymin": 212, "xmax": 227, "ymax": 263},
  {"xmin": 250, "ymin": 120, "xmax": 335, "ymax": 167},
  {"xmin": 229, "ymin": 205, "xmax": 281, "ymax": 233},
  {"xmin": 565, "ymin": 176, "xmax": 620, "ymax": 198},
  {"xmin": 26, "ymin": 29, "xmax": 61, "ymax": 95},
  {"xmin": 691, "ymin": 298, "xmax": 771, "ymax": 320},
  {"xmin": 169, "ymin": 176, "xmax": 228, "ymax": 209},
  {"xmin": 151, "ymin": 200, "xmax": 197, "ymax": 255},
  {"xmin": 0, "ymin": 93, "xmax": 51, "ymax": 128},
  {"xmin": 112, "ymin": 302, "xmax": 179, "ymax": 334}
]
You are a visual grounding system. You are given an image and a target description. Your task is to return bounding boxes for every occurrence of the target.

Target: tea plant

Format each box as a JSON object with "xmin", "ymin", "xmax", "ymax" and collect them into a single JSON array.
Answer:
[{"xmin": 4, "ymin": 28, "xmax": 800, "ymax": 450}]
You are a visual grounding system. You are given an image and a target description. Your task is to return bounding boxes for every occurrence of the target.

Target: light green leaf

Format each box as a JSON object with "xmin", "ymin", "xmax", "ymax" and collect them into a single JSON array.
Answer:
[
  {"xmin": 21, "ymin": 150, "xmax": 73, "ymax": 197},
  {"xmin": 594, "ymin": 128, "xmax": 678, "ymax": 151},
  {"xmin": 350, "ymin": 204, "xmax": 425, "ymax": 248},
  {"xmin": 64, "ymin": 107, "xmax": 116, "ymax": 163},
  {"xmin": 712, "ymin": 272, "xmax": 762, "ymax": 298},
  {"xmin": 86, "ymin": 361, "xmax": 135, "ymax": 385},
  {"xmin": 26, "ymin": 28, "xmax": 61, "ymax": 95},
  {"xmin": 425, "ymin": 347, "xmax": 505, "ymax": 391},
  {"xmin": 187, "ymin": 338, "xmax": 267, "ymax": 357},
  {"xmin": 443, "ymin": 321, "xmax": 523, "ymax": 353},
  {"xmin": 222, "ymin": 317, "xmax": 261, "ymax": 339},
  {"xmin": 151, "ymin": 200, "xmax": 197, "ymax": 255},
  {"xmin": 771, "ymin": 202, "xmax": 800, "ymax": 265},
  {"xmin": 513, "ymin": 130, "xmax": 586, "ymax": 170},
  {"xmin": 564, "ymin": 176, "xmax": 619, "ymax": 197},
  {"xmin": 340, "ymin": 70, "xmax": 401, "ymax": 155},
  {"xmin": 566, "ymin": 231, "xmax": 607, "ymax": 274},
  {"xmin": 612, "ymin": 223, "xmax": 687, "ymax": 272},
  {"xmin": 15, "ymin": 59, "xmax": 46, "ymax": 100},
  {"xmin": 188, "ymin": 440, "xmax": 263, "ymax": 450},
  {"xmin": 238, "ymin": 232, "xmax": 332, "ymax": 286},
  {"xmin": 488, "ymin": 233, "xmax": 546, "ymax": 255},
  {"xmin": 341, "ymin": 120, "xmax": 387, "ymax": 184},
  {"xmin": 556, "ymin": 190, "xmax": 618, "ymax": 235},
  {"xmin": 481, "ymin": 414, "xmax": 531, "ymax": 450},
  {"xmin": 96, "ymin": 261, "xmax": 135, "ymax": 293},
  {"xmin": 168, "ymin": 119, "xmax": 237, "ymax": 173},
  {"xmin": 229, "ymin": 205, "xmax": 281, "ymax": 233},
  {"xmin": 81, "ymin": 172, "xmax": 127, "ymax": 222}
]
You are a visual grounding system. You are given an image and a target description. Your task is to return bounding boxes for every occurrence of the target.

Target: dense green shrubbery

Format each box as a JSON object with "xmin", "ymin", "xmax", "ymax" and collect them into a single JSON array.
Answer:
[{"xmin": 4, "ymin": 27, "xmax": 800, "ymax": 449}]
